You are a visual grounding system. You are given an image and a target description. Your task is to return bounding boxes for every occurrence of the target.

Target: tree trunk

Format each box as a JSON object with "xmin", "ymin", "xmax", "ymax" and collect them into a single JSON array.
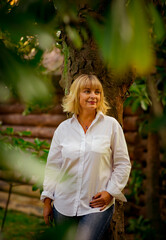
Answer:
[
  {"xmin": 60, "ymin": 5, "xmax": 134, "ymax": 239},
  {"xmin": 146, "ymin": 75, "xmax": 164, "ymax": 239},
  {"xmin": 146, "ymin": 132, "xmax": 161, "ymax": 238}
]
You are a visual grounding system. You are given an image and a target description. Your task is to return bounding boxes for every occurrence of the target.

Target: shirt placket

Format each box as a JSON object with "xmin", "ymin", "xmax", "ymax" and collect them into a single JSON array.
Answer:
[
  {"xmin": 74, "ymin": 129, "xmax": 86, "ymax": 215},
  {"xmin": 73, "ymin": 114, "xmax": 100, "ymax": 215}
]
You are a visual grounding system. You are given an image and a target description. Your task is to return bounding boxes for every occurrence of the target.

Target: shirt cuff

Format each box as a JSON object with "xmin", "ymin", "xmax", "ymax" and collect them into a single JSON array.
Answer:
[
  {"xmin": 106, "ymin": 181, "xmax": 127, "ymax": 202},
  {"xmin": 40, "ymin": 191, "xmax": 54, "ymax": 202}
]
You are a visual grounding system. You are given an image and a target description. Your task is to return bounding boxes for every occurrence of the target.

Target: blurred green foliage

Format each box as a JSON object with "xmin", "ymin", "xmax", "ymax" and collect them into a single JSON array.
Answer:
[
  {"xmin": 0, "ymin": 207, "xmax": 77, "ymax": 240},
  {"xmin": 0, "ymin": 127, "xmax": 50, "ymax": 191},
  {"xmin": 124, "ymin": 71, "xmax": 166, "ymax": 135},
  {"xmin": 0, "ymin": 0, "xmax": 165, "ymax": 108},
  {"xmin": 0, "ymin": 1, "xmax": 165, "ymax": 108},
  {"xmin": 124, "ymin": 78, "xmax": 152, "ymax": 112},
  {"xmin": 127, "ymin": 216, "xmax": 153, "ymax": 240},
  {"xmin": 0, "ymin": 0, "xmax": 57, "ymax": 108},
  {"xmin": 0, "ymin": 127, "xmax": 71, "ymax": 192},
  {"xmin": 124, "ymin": 18, "xmax": 166, "ymax": 133},
  {"xmin": 87, "ymin": 0, "xmax": 165, "ymax": 73},
  {"xmin": 0, "ymin": 208, "xmax": 47, "ymax": 240},
  {"xmin": 127, "ymin": 161, "xmax": 145, "ymax": 204},
  {"xmin": 35, "ymin": 221, "xmax": 77, "ymax": 240}
]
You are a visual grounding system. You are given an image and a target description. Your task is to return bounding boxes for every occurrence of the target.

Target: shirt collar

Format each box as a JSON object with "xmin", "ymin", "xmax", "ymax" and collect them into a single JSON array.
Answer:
[{"xmin": 71, "ymin": 111, "xmax": 104, "ymax": 123}]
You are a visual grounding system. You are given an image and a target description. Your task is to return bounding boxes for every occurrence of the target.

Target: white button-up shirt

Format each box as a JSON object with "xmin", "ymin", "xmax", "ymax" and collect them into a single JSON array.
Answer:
[{"xmin": 41, "ymin": 111, "xmax": 131, "ymax": 216}]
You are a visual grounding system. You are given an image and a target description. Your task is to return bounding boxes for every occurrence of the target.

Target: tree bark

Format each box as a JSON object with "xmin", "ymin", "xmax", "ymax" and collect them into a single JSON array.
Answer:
[
  {"xmin": 146, "ymin": 75, "xmax": 165, "ymax": 239},
  {"xmin": 146, "ymin": 132, "xmax": 161, "ymax": 238},
  {"xmin": 147, "ymin": 75, "xmax": 166, "ymax": 146}
]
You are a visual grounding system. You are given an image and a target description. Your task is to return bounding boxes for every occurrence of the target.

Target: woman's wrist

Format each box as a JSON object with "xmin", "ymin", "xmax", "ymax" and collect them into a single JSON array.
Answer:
[{"xmin": 44, "ymin": 198, "xmax": 52, "ymax": 205}]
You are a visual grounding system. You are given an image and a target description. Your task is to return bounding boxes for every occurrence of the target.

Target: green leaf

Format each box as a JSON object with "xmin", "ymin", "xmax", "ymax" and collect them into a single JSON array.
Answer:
[
  {"xmin": 149, "ymin": 4, "xmax": 165, "ymax": 42},
  {"xmin": 65, "ymin": 26, "xmax": 82, "ymax": 49},
  {"xmin": 6, "ymin": 127, "xmax": 14, "ymax": 135},
  {"xmin": 128, "ymin": 0, "xmax": 155, "ymax": 74},
  {"xmin": 43, "ymin": 149, "xmax": 49, "ymax": 154},
  {"xmin": 18, "ymin": 131, "xmax": 32, "ymax": 136},
  {"xmin": 34, "ymin": 138, "xmax": 42, "ymax": 146},
  {"xmin": 32, "ymin": 184, "xmax": 38, "ymax": 191},
  {"xmin": 87, "ymin": 17, "xmax": 105, "ymax": 51},
  {"xmin": 131, "ymin": 98, "xmax": 141, "ymax": 112},
  {"xmin": 140, "ymin": 100, "xmax": 148, "ymax": 111}
]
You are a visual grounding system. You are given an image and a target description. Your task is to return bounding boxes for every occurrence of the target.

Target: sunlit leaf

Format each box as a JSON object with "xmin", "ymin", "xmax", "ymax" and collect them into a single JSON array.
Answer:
[
  {"xmin": 128, "ymin": 0, "xmax": 155, "ymax": 74},
  {"xmin": 140, "ymin": 99, "xmax": 148, "ymax": 111},
  {"xmin": 65, "ymin": 25, "xmax": 82, "ymax": 49},
  {"xmin": 88, "ymin": 0, "xmax": 158, "ymax": 74}
]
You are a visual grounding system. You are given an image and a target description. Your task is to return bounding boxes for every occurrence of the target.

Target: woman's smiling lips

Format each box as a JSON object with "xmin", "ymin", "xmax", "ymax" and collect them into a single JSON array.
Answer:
[{"xmin": 88, "ymin": 101, "xmax": 97, "ymax": 104}]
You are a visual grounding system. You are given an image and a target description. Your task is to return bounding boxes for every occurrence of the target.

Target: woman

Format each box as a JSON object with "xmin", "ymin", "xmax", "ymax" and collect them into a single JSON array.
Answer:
[{"xmin": 41, "ymin": 74, "xmax": 131, "ymax": 240}]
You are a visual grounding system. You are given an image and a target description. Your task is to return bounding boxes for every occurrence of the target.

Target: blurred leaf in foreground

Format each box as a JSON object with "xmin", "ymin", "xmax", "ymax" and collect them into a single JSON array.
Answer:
[
  {"xmin": 88, "ymin": 0, "xmax": 165, "ymax": 74},
  {"xmin": 0, "ymin": 0, "xmax": 57, "ymax": 108}
]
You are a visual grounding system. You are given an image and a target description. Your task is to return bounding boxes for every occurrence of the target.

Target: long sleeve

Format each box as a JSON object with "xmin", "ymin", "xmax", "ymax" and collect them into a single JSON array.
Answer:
[
  {"xmin": 40, "ymin": 129, "xmax": 63, "ymax": 201},
  {"xmin": 106, "ymin": 121, "xmax": 131, "ymax": 202}
]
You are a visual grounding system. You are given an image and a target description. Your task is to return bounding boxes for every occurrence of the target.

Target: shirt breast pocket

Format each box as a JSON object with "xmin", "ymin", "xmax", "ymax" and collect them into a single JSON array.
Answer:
[
  {"xmin": 61, "ymin": 143, "xmax": 80, "ymax": 160},
  {"xmin": 91, "ymin": 135, "xmax": 110, "ymax": 154}
]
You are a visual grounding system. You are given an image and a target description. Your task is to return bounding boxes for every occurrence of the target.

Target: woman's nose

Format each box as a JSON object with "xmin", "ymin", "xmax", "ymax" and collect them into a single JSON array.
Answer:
[{"xmin": 90, "ymin": 91, "xmax": 96, "ymax": 98}]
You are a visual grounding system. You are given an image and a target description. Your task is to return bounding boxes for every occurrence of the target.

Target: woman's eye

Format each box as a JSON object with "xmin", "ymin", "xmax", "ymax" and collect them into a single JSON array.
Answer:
[
  {"xmin": 95, "ymin": 91, "xmax": 100, "ymax": 94},
  {"xmin": 84, "ymin": 90, "xmax": 90, "ymax": 93}
]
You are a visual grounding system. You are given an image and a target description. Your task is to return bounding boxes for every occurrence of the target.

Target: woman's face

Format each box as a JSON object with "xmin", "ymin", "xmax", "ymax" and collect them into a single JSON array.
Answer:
[{"xmin": 79, "ymin": 86, "xmax": 101, "ymax": 112}]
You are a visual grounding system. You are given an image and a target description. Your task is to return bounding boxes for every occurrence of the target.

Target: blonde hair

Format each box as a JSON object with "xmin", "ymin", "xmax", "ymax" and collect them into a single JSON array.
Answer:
[{"xmin": 62, "ymin": 74, "xmax": 110, "ymax": 115}]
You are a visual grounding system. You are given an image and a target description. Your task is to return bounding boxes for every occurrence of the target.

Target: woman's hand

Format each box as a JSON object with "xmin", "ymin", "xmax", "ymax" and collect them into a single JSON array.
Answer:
[
  {"xmin": 89, "ymin": 191, "xmax": 113, "ymax": 211},
  {"xmin": 43, "ymin": 198, "xmax": 53, "ymax": 226}
]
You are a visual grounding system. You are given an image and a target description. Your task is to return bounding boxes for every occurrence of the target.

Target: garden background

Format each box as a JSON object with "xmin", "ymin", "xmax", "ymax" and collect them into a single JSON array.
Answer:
[{"xmin": 0, "ymin": 0, "xmax": 166, "ymax": 239}]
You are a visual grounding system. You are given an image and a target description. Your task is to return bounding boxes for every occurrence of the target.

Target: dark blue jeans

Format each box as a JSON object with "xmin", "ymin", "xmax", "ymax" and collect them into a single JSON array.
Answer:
[{"xmin": 53, "ymin": 205, "xmax": 114, "ymax": 240}]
